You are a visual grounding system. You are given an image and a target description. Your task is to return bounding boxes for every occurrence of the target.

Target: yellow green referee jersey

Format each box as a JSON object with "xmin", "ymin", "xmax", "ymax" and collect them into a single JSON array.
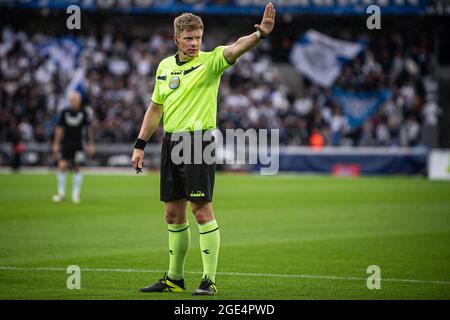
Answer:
[{"xmin": 151, "ymin": 46, "xmax": 234, "ymax": 133}]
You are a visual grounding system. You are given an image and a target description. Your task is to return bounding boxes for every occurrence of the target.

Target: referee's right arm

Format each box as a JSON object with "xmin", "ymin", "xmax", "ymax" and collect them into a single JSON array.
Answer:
[{"xmin": 131, "ymin": 101, "xmax": 163, "ymax": 170}]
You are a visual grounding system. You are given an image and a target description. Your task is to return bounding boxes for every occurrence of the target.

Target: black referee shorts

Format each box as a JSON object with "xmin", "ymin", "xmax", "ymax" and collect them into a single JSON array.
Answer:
[{"xmin": 160, "ymin": 131, "xmax": 215, "ymax": 203}]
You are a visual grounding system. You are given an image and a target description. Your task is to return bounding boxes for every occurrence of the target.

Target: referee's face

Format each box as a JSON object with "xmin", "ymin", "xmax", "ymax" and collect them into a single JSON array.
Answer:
[{"xmin": 175, "ymin": 29, "xmax": 203, "ymax": 61}]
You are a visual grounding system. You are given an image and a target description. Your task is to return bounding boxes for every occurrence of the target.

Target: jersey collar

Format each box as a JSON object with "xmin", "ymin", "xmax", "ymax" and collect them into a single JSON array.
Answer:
[
  {"xmin": 175, "ymin": 53, "xmax": 190, "ymax": 66},
  {"xmin": 175, "ymin": 51, "xmax": 202, "ymax": 66}
]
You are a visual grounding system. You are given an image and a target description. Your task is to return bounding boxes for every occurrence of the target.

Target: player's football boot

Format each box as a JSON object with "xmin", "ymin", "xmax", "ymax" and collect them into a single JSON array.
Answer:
[
  {"xmin": 51, "ymin": 194, "xmax": 65, "ymax": 202},
  {"xmin": 72, "ymin": 196, "xmax": 80, "ymax": 204},
  {"xmin": 192, "ymin": 276, "xmax": 217, "ymax": 296},
  {"xmin": 139, "ymin": 273, "xmax": 185, "ymax": 293}
]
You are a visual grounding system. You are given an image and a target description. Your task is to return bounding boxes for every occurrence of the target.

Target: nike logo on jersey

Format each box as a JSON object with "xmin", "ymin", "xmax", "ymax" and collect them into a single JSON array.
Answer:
[{"xmin": 184, "ymin": 64, "xmax": 202, "ymax": 75}]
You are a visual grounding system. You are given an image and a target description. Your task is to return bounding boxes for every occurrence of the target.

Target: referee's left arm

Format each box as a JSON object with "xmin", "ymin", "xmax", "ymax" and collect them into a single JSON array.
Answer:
[{"xmin": 223, "ymin": 2, "xmax": 276, "ymax": 64}]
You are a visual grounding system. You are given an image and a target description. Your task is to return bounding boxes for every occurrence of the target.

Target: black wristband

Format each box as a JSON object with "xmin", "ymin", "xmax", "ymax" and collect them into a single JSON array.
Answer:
[{"xmin": 134, "ymin": 138, "xmax": 147, "ymax": 150}]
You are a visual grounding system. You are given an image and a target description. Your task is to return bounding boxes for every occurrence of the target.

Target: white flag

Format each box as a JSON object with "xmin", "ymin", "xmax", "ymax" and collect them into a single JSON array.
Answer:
[{"xmin": 290, "ymin": 30, "xmax": 364, "ymax": 88}]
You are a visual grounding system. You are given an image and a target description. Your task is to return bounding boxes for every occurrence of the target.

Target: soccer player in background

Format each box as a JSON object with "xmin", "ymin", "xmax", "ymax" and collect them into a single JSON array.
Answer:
[
  {"xmin": 52, "ymin": 91, "xmax": 95, "ymax": 204},
  {"xmin": 131, "ymin": 3, "xmax": 276, "ymax": 295}
]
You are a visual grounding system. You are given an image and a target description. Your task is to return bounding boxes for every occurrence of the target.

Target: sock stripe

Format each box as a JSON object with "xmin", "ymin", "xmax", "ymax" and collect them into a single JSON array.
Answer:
[
  {"xmin": 199, "ymin": 227, "xmax": 219, "ymax": 235},
  {"xmin": 168, "ymin": 226, "xmax": 190, "ymax": 233}
]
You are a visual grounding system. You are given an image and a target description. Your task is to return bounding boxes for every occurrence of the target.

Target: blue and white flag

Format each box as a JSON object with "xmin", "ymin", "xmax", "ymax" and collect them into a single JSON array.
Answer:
[
  {"xmin": 39, "ymin": 36, "xmax": 85, "ymax": 111},
  {"xmin": 332, "ymin": 88, "xmax": 391, "ymax": 129},
  {"xmin": 39, "ymin": 36, "xmax": 83, "ymax": 75},
  {"xmin": 290, "ymin": 30, "xmax": 364, "ymax": 88}
]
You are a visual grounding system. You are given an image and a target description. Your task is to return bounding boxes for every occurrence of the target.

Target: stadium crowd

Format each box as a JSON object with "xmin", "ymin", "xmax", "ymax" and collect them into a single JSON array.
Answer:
[{"xmin": 0, "ymin": 25, "xmax": 440, "ymax": 148}]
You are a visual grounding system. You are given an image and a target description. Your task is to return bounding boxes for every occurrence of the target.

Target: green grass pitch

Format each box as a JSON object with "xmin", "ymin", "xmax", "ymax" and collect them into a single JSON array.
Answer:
[{"xmin": 0, "ymin": 172, "xmax": 449, "ymax": 299}]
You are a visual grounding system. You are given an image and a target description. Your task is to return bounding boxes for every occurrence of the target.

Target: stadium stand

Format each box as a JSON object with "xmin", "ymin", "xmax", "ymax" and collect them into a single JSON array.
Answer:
[
  {"xmin": 0, "ymin": 25, "xmax": 440, "ymax": 148},
  {"xmin": 0, "ymin": 1, "xmax": 449, "ymax": 174}
]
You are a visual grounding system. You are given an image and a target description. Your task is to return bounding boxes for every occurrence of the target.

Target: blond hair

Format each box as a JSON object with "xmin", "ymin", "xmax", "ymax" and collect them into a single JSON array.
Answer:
[{"xmin": 173, "ymin": 13, "xmax": 203, "ymax": 36}]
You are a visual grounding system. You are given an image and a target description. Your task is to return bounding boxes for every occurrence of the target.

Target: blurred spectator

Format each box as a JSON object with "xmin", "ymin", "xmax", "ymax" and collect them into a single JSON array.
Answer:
[
  {"xmin": 309, "ymin": 128, "xmax": 325, "ymax": 149},
  {"xmin": 9, "ymin": 124, "xmax": 25, "ymax": 171}
]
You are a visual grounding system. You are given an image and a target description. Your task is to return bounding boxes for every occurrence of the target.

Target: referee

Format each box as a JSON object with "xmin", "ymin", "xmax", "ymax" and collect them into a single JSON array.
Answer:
[{"xmin": 131, "ymin": 3, "xmax": 276, "ymax": 295}]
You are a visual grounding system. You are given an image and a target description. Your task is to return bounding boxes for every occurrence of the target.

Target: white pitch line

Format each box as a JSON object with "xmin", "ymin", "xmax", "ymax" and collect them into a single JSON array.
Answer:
[{"xmin": 1, "ymin": 266, "xmax": 449, "ymax": 286}]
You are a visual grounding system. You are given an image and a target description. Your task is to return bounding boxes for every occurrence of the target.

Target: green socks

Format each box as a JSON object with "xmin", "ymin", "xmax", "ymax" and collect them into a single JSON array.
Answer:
[
  {"xmin": 198, "ymin": 220, "xmax": 220, "ymax": 283},
  {"xmin": 167, "ymin": 222, "xmax": 191, "ymax": 280},
  {"xmin": 167, "ymin": 220, "xmax": 220, "ymax": 283}
]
